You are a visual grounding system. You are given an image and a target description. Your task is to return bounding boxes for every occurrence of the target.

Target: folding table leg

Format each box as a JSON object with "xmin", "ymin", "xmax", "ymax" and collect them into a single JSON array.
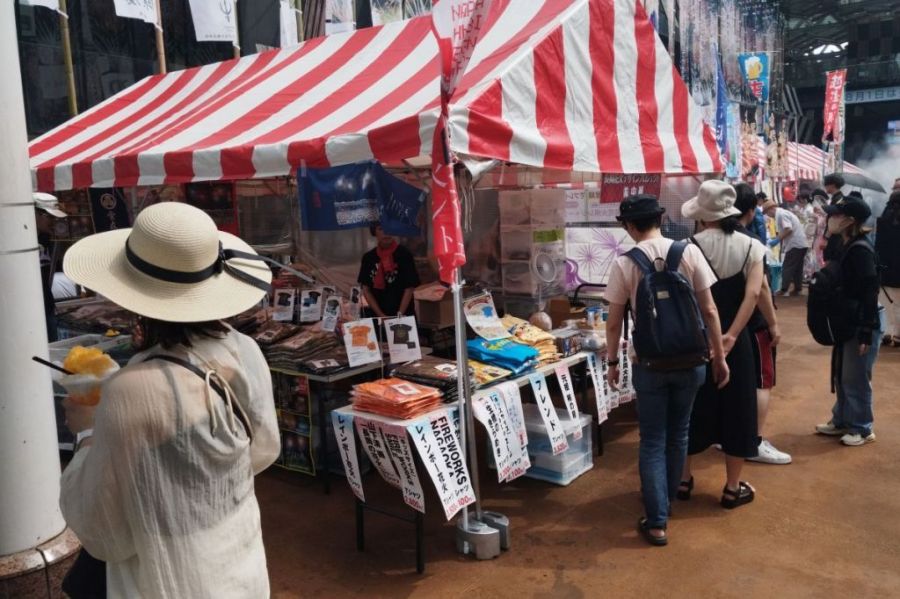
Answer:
[
  {"xmin": 415, "ymin": 511, "xmax": 425, "ymax": 574},
  {"xmin": 356, "ymin": 499, "xmax": 365, "ymax": 552}
]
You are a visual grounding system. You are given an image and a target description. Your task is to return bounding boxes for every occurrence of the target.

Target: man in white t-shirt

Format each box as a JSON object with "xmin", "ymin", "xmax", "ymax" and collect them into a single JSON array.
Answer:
[
  {"xmin": 762, "ymin": 199, "xmax": 809, "ymax": 296},
  {"xmin": 604, "ymin": 194, "xmax": 729, "ymax": 546}
]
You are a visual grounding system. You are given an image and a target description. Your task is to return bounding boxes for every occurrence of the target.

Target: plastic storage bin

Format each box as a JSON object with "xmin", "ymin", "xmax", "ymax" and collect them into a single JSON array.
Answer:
[{"xmin": 522, "ymin": 404, "xmax": 593, "ymax": 485}]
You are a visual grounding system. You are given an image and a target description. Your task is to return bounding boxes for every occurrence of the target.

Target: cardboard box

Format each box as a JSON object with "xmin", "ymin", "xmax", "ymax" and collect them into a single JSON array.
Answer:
[
  {"xmin": 414, "ymin": 284, "xmax": 455, "ymax": 328},
  {"xmin": 547, "ymin": 296, "xmax": 586, "ymax": 328}
]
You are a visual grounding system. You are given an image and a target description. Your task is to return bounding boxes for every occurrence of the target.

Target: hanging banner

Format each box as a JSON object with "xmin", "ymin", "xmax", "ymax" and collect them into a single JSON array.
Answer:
[
  {"xmin": 326, "ymin": 0, "xmax": 355, "ymax": 34},
  {"xmin": 725, "ymin": 103, "xmax": 742, "ymax": 179},
  {"xmin": 528, "ymin": 373, "xmax": 568, "ymax": 455},
  {"xmin": 381, "ymin": 423, "xmax": 426, "ymax": 513},
  {"xmin": 473, "ymin": 394, "xmax": 513, "ymax": 482},
  {"xmin": 618, "ymin": 340, "xmax": 634, "ymax": 403},
  {"xmin": 554, "ymin": 364, "xmax": 582, "ymax": 439},
  {"xmin": 431, "ymin": 0, "xmax": 492, "ymax": 91},
  {"xmin": 188, "ymin": 0, "xmax": 237, "ymax": 43},
  {"xmin": 342, "ymin": 319, "xmax": 381, "ymax": 367},
  {"xmin": 489, "ymin": 388, "xmax": 529, "ymax": 481},
  {"xmin": 738, "ymin": 52, "xmax": 770, "ymax": 104},
  {"xmin": 113, "ymin": 0, "xmax": 158, "ymax": 24},
  {"xmin": 715, "ymin": 48, "xmax": 729, "ymax": 156},
  {"xmin": 586, "ymin": 352, "xmax": 609, "ymax": 423},
  {"xmin": 279, "ymin": 0, "xmax": 299, "ymax": 47},
  {"xmin": 495, "ymin": 382, "xmax": 527, "ymax": 449},
  {"xmin": 88, "ymin": 188, "xmax": 130, "ymax": 232},
  {"xmin": 299, "ymin": 162, "xmax": 424, "ymax": 236},
  {"xmin": 822, "ymin": 69, "xmax": 848, "ymax": 144},
  {"xmin": 407, "ymin": 410, "xmax": 476, "ymax": 520},
  {"xmin": 355, "ymin": 417, "xmax": 402, "ymax": 488},
  {"xmin": 463, "ymin": 293, "xmax": 511, "ymax": 340},
  {"xmin": 384, "ymin": 316, "xmax": 422, "ymax": 364},
  {"xmin": 600, "ymin": 174, "xmax": 663, "ymax": 204},
  {"xmin": 331, "ymin": 411, "xmax": 365, "ymax": 501}
]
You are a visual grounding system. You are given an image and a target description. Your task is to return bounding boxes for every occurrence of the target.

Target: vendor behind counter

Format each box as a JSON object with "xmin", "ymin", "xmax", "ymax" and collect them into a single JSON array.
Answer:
[{"xmin": 357, "ymin": 224, "xmax": 420, "ymax": 318}]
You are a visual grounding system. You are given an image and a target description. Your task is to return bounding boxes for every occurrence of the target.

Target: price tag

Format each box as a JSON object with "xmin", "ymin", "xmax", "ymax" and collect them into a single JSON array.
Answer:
[
  {"xmin": 528, "ymin": 372, "xmax": 568, "ymax": 455},
  {"xmin": 554, "ymin": 363, "xmax": 582, "ymax": 440}
]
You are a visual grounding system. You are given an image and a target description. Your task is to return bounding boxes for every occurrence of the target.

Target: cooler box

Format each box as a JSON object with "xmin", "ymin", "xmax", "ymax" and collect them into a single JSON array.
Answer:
[
  {"xmin": 769, "ymin": 262, "xmax": 783, "ymax": 293},
  {"xmin": 522, "ymin": 404, "xmax": 593, "ymax": 486}
]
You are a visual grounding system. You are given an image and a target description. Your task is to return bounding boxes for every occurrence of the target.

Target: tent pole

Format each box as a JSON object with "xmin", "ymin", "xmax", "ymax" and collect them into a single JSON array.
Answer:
[
  {"xmin": 233, "ymin": 0, "xmax": 241, "ymax": 59},
  {"xmin": 58, "ymin": 0, "xmax": 77, "ymax": 117},
  {"xmin": 295, "ymin": 0, "xmax": 304, "ymax": 42},
  {"xmin": 154, "ymin": 0, "xmax": 166, "ymax": 74}
]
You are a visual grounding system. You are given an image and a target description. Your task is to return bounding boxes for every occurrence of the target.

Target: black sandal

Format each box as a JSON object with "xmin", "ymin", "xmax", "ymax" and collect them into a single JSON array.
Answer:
[
  {"xmin": 721, "ymin": 481, "xmax": 755, "ymax": 509},
  {"xmin": 676, "ymin": 476, "xmax": 694, "ymax": 501},
  {"xmin": 637, "ymin": 517, "xmax": 668, "ymax": 546}
]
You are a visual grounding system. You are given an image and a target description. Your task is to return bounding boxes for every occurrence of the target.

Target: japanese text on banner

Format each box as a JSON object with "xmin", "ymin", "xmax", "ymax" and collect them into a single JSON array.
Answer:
[
  {"xmin": 496, "ymin": 381, "xmax": 527, "ymax": 448},
  {"xmin": 489, "ymin": 390, "xmax": 529, "ymax": 481},
  {"xmin": 331, "ymin": 411, "xmax": 365, "ymax": 501},
  {"xmin": 554, "ymin": 364, "xmax": 582, "ymax": 440},
  {"xmin": 473, "ymin": 394, "xmax": 513, "ymax": 482},
  {"xmin": 355, "ymin": 418, "xmax": 401, "ymax": 488},
  {"xmin": 528, "ymin": 373, "xmax": 568, "ymax": 455},
  {"xmin": 587, "ymin": 352, "xmax": 609, "ymax": 423},
  {"xmin": 381, "ymin": 423, "xmax": 426, "ymax": 513},
  {"xmin": 822, "ymin": 69, "xmax": 847, "ymax": 143}
]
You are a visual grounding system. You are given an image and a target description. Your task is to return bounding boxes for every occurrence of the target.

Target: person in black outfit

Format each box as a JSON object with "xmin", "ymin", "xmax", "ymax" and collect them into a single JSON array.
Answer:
[
  {"xmin": 357, "ymin": 224, "xmax": 420, "ymax": 318},
  {"xmin": 875, "ymin": 191, "xmax": 900, "ymax": 346},
  {"xmin": 814, "ymin": 195, "xmax": 884, "ymax": 446},
  {"xmin": 822, "ymin": 173, "xmax": 846, "ymax": 261},
  {"xmin": 34, "ymin": 194, "xmax": 67, "ymax": 342}
]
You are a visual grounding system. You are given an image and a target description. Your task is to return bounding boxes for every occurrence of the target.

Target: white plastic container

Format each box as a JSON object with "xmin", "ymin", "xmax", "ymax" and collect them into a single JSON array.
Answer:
[{"xmin": 522, "ymin": 404, "xmax": 593, "ymax": 485}]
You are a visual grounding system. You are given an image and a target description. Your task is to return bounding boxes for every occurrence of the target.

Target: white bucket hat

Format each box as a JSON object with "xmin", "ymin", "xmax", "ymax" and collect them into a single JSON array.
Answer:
[
  {"xmin": 33, "ymin": 192, "xmax": 67, "ymax": 218},
  {"xmin": 681, "ymin": 180, "xmax": 741, "ymax": 222},
  {"xmin": 63, "ymin": 202, "xmax": 273, "ymax": 323}
]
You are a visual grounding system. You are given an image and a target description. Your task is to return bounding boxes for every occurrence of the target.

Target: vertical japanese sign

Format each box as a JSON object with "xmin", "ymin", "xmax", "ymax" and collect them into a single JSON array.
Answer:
[
  {"xmin": 554, "ymin": 364, "xmax": 582, "ymax": 440},
  {"xmin": 496, "ymin": 381, "xmax": 527, "ymax": 449},
  {"xmin": 407, "ymin": 409, "xmax": 476, "ymax": 520},
  {"xmin": 618, "ymin": 340, "xmax": 635, "ymax": 404},
  {"xmin": 822, "ymin": 69, "xmax": 847, "ymax": 144},
  {"xmin": 473, "ymin": 393, "xmax": 513, "ymax": 482},
  {"xmin": 738, "ymin": 52, "xmax": 770, "ymax": 104},
  {"xmin": 586, "ymin": 352, "xmax": 609, "ymax": 424},
  {"xmin": 490, "ymin": 388, "xmax": 529, "ymax": 481},
  {"xmin": 331, "ymin": 411, "xmax": 365, "ymax": 501},
  {"xmin": 355, "ymin": 418, "xmax": 401, "ymax": 488},
  {"xmin": 528, "ymin": 373, "xmax": 568, "ymax": 455},
  {"xmin": 429, "ymin": 0, "xmax": 492, "ymax": 284},
  {"xmin": 113, "ymin": 0, "xmax": 158, "ymax": 24},
  {"xmin": 381, "ymin": 423, "xmax": 426, "ymax": 513}
]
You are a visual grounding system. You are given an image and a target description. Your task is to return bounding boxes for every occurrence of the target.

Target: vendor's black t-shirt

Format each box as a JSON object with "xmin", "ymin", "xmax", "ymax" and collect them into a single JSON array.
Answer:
[{"xmin": 357, "ymin": 245, "xmax": 420, "ymax": 317}]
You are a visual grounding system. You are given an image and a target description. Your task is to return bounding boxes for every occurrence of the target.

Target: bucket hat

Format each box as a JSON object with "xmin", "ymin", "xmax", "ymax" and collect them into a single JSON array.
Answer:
[
  {"xmin": 63, "ymin": 202, "xmax": 272, "ymax": 323},
  {"xmin": 616, "ymin": 194, "xmax": 665, "ymax": 222},
  {"xmin": 681, "ymin": 180, "xmax": 740, "ymax": 221},
  {"xmin": 33, "ymin": 192, "xmax": 67, "ymax": 218}
]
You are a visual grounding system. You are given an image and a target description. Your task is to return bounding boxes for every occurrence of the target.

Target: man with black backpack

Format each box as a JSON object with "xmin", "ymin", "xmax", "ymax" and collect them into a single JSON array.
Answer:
[{"xmin": 605, "ymin": 194, "xmax": 729, "ymax": 546}]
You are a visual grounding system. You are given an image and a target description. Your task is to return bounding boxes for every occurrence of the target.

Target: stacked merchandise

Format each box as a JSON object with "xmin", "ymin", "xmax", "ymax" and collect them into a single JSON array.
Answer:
[
  {"xmin": 351, "ymin": 378, "xmax": 443, "ymax": 419},
  {"xmin": 251, "ymin": 320, "xmax": 300, "ymax": 346},
  {"xmin": 391, "ymin": 356, "xmax": 471, "ymax": 403},
  {"xmin": 466, "ymin": 337, "xmax": 539, "ymax": 375},
  {"xmin": 263, "ymin": 329, "xmax": 342, "ymax": 372},
  {"xmin": 468, "ymin": 360, "xmax": 513, "ymax": 387},
  {"xmin": 230, "ymin": 306, "xmax": 274, "ymax": 334},
  {"xmin": 501, "ymin": 315, "xmax": 561, "ymax": 365},
  {"xmin": 56, "ymin": 299, "xmax": 133, "ymax": 334}
]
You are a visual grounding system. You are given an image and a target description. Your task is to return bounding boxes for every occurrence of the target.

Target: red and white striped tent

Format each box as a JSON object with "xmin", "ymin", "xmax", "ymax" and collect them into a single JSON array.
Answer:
[
  {"xmin": 29, "ymin": 0, "xmax": 721, "ymax": 192},
  {"xmin": 743, "ymin": 136, "xmax": 866, "ymax": 181}
]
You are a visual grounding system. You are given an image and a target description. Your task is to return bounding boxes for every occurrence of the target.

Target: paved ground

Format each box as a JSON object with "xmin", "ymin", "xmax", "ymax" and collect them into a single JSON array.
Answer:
[{"xmin": 257, "ymin": 299, "xmax": 900, "ymax": 598}]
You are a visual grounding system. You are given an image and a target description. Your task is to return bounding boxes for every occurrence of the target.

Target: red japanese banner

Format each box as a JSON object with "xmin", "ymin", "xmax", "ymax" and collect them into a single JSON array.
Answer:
[
  {"xmin": 822, "ymin": 69, "xmax": 847, "ymax": 144},
  {"xmin": 599, "ymin": 174, "xmax": 663, "ymax": 203},
  {"xmin": 430, "ymin": 0, "xmax": 492, "ymax": 284}
]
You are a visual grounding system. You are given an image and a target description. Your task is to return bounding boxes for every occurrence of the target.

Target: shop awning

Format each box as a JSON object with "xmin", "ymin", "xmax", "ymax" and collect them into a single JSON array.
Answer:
[
  {"xmin": 744, "ymin": 136, "xmax": 866, "ymax": 181},
  {"xmin": 29, "ymin": 0, "xmax": 721, "ymax": 192}
]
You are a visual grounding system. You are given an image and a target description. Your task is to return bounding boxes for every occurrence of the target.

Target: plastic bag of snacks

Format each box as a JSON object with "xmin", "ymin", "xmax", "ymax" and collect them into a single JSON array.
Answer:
[{"xmin": 59, "ymin": 346, "xmax": 120, "ymax": 406}]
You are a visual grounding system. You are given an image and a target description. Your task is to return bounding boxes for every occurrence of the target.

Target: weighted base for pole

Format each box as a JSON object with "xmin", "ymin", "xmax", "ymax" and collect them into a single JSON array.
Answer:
[
  {"xmin": 480, "ymin": 511, "xmax": 510, "ymax": 550},
  {"xmin": 455, "ymin": 513, "xmax": 501, "ymax": 560}
]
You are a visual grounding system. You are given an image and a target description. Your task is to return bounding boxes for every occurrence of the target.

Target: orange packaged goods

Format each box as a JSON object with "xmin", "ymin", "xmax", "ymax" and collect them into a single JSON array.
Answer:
[
  {"xmin": 60, "ymin": 346, "xmax": 119, "ymax": 406},
  {"xmin": 351, "ymin": 378, "xmax": 443, "ymax": 420}
]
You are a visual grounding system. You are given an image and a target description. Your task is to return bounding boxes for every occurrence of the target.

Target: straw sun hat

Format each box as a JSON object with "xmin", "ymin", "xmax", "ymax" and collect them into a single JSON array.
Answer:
[
  {"xmin": 63, "ymin": 202, "xmax": 272, "ymax": 323},
  {"xmin": 681, "ymin": 180, "xmax": 741, "ymax": 222}
]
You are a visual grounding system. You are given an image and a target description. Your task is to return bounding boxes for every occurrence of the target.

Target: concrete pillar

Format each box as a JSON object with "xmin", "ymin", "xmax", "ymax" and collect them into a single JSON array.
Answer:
[{"xmin": 0, "ymin": 0, "xmax": 67, "ymax": 561}]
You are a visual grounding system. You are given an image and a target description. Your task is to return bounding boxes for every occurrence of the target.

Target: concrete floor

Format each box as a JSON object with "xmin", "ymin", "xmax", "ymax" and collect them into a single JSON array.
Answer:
[{"xmin": 257, "ymin": 300, "xmax": 900, "ymax": 598}]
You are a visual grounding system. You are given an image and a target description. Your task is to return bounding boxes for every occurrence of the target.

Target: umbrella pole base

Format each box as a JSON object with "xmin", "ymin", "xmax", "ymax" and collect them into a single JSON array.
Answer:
[
  {"xmin": 480, "ymin": 511, "xmax": 510, "ymax": 550},
  {"xmin": 455, "ymin": 513, "xmax": 501, "ymax": 560}
]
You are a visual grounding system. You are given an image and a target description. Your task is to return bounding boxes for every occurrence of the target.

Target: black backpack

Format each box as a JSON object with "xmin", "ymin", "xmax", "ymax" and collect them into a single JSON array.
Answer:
[
  {"xmin": 626, "ymin": 241, "xmax": 710, "ymax": 370},
  {"xmin": 807, "ymin": 239, "xmax": 873, "ymax": 346}
]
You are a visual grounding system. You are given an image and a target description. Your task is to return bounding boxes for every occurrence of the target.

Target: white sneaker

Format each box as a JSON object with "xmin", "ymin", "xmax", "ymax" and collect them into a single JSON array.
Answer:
[
  {"xmin": 815, "ymin": 422, "xmax": 848, "ymax": 436},
  {"xmin": 840, "ymin": 432, "xmax": 876, "ymax": 446},
  {"xmin": 747, "ymin": 439, "xmax": 792, "ymax": 464}
]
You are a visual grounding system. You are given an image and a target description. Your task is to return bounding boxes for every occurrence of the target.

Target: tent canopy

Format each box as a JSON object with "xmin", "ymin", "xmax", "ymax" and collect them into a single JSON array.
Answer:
[
  {"xmin": 744, "ymin": 136, "xmax": 866, "ymax": 182},
  {"xmin": 30, "ymin": 0, "xmax": 721, "ymax": 192}
]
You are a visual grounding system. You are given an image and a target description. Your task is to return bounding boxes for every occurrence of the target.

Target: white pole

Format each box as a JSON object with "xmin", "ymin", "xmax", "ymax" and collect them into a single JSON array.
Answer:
[{"xmin": 0, "ymin": 2, "xmax": 66, "ymax": 556}]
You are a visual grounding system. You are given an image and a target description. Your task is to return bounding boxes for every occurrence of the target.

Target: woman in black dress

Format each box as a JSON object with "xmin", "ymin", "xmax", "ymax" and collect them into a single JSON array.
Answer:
[{"xmin": 678, "ymin": 181, "xmax": 765, "ymax": 509}]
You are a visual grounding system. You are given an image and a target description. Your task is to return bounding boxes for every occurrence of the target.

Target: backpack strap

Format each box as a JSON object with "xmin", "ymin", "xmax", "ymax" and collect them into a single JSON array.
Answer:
[
  {"xmin": 149, "ymin": 355, "xmax": 253, "ymax": 441},
  {"xmin": 689, "ymin": 236, "xmax": 719, "ymax": 279},
  {"xmin": 665, "ymin": 240, "xmax": 688, "ymax": 272},
  {"xmin": 625, "ymin": 247, "xmax": 655, "ymax": 275}
]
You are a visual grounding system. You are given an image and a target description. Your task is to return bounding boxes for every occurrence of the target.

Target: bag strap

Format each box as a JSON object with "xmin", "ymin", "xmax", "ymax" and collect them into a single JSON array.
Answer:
[
  {"xmin": 149, "ymin": 355, "xmax": 252, "ymax": 441},
  {"xmin": 625, "ymin": 247, "xmax": 654, "ymax": 275},
  {"xmin": 665, "ymin": 240, "xmax": 688, "ymax": 272},
  {"xmin": 689, "ymin": 236, "xmax": 719, "ymax": 279}
]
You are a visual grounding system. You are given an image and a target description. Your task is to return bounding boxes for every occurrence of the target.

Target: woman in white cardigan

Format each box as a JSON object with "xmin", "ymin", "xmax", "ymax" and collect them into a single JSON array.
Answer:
[{"xmin": 60, "ymin": 203, "xmax": 280, "ymax": 598}]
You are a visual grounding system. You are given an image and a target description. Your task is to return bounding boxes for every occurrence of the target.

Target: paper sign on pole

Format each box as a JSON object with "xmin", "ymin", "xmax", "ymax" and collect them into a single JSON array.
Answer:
[
  {"xmin": 355, "ymin": 417, "xmax": 401, "ymax": 488},
  {"xmin": 587, "ymin": 352, "xmax": 609, "ymax": 423},
  {"xmin": 113, "ymin": 0, "xmax": 158, "ymax": 24},
  {"xmin": 331, "ymin": 411, "xmax": 365, "ymax": 501},
  {"xmin": 463, "ymin": 293, "xmax": 510, "ymax": 340},
  {"xmin": 188, "ymin": 0, "xmax": 238, "ymax": 43},
  {"xmin": 384, "ymin": 316, "xmax": 422, "ymax": 364},
  {"xmin": 489, "ymin": 389, "xmax": 529, "ymax": 481},
  {"xmin": 407, "ymin": 409, "xmax": 476, "ymax": 521},
  {"xmin": 381, "ymin": 423, "xmax": 426, "ymax": 513},
  {"xmin": 473, "ymin": 394, "xmax": 513, "ymax": 482},
  {"xmin": 279, "ymin": 0, "xmax": 299, "ymax": 47},
  {"xmin": 343, "ymin": 319, "xmax": 381, "ymax": 367},
  {"xmin": 554, "ymin": 364, "xmax": 582, "ymax": 440},
  {"xmin": 528, "ymin": 373, "xmax": 568, "ymax": 455}
]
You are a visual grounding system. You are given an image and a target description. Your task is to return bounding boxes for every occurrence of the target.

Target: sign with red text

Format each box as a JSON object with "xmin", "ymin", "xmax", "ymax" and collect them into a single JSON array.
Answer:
[{"xmin": 822, "ymin": 69, "xmax": 847, "ymax": 144}]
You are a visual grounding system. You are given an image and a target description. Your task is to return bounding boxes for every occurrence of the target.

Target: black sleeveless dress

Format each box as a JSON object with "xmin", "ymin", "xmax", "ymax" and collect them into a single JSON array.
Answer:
[{"xmin": 687, "ymin": 237, "xmax": 759, "ymax": 458}]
